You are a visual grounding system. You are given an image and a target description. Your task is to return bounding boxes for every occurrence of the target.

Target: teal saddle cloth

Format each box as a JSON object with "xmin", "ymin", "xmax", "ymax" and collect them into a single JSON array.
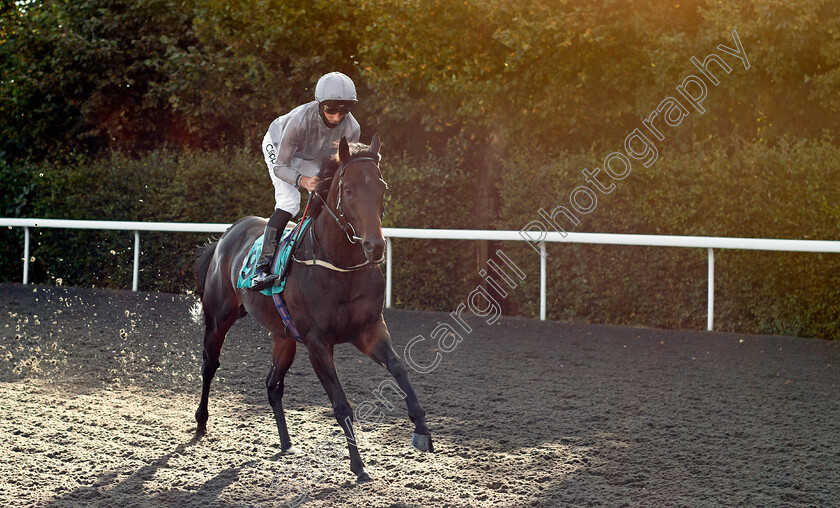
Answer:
[{"xmin": 236, "ymin": 218, "xmax": 311, "ymax": 295}]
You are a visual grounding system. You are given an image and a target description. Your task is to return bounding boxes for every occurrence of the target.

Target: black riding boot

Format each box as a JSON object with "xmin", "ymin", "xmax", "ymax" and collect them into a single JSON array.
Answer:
[{"xmin": 251, "ymin": 210, "xmax": 291, "ymax": 291}]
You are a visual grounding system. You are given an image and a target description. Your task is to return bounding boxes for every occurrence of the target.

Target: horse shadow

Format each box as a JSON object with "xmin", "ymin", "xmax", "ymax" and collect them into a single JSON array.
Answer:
[{"xmin": 44, "ymin": 438, "xmax": 256, "ymax": 507}]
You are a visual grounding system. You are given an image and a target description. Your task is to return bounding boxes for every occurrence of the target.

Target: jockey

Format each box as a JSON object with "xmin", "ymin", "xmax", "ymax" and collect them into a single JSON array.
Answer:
[{"xmin": 251, "ymin": 71, "xmax": 361, "ymax": 291}]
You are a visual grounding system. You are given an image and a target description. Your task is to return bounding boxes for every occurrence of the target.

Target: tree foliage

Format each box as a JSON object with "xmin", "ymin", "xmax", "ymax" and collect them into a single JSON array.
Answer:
[
  {"xmin": 1, "ymin": 0, "xmax": 199, "ymax": 160},
  {"xmin": 1, "ymin": 0, "xmax": 839, "ymax": 337},
  {"xmin": 5, "ymin": 0, "xmax": 837, "ymax": 162}
]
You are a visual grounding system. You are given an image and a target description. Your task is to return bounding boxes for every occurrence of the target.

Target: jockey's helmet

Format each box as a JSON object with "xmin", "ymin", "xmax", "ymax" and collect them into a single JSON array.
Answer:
[{"xmin": 315, "ymin": 72, "xmax": 357, "ymax": 109}]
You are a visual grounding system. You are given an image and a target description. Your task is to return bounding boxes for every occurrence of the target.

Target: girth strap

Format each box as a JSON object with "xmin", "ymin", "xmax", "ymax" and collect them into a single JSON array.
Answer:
[{"xmin": 272, "ymin": 293, "xmax": 303, "ymax": 342}]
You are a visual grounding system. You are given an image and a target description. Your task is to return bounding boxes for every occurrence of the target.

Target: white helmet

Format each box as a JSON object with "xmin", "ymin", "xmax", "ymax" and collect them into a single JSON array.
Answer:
[{"xmin": 315, "ymin": 72, "xmax": 357, "ymax": 103}]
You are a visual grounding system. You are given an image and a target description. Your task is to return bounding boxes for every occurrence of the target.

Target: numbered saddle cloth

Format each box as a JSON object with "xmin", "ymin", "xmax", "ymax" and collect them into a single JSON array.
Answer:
[{"xmin": 236, "ymin": 218, "xmax": 312, "ymax": 295}]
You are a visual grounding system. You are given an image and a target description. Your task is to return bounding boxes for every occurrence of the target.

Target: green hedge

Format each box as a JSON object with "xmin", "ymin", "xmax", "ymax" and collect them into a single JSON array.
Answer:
[
  {"xmin": 1, "ymin": 138, "xmax": 838, "ymax": 338},
  {"xmin": 2, "ymin": 148, "xmax": 270, "ymax": 292},
  {"xmin": 495, "ymin": 137, "xmax": 840, "ymax": 339},
  {"xmin": 382, "ymin": 149, "xmax": 476, "ymax": 311}
]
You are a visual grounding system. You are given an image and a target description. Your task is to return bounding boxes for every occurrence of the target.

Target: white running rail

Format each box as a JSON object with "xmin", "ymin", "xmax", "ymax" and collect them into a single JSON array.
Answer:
[{"xmin": 3, "ymin": 218, "xmax": 839, "ymax": 331}]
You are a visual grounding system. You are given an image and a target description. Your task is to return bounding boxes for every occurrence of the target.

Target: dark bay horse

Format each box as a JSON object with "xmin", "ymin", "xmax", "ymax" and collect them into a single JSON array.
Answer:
[{"xmin": 193, "ymin": 135, "xmax": 433, "ymax": 482}]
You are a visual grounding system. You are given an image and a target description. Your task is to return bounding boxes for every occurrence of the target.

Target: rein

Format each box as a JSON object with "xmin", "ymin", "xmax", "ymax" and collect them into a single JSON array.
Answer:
[
  {"xmin": 313, "ymin": 189, "xmax": 361, "ymax": 244},
  {"xmin": 293, "ymin": 156, "xmax": 385, "ymax": 273}
]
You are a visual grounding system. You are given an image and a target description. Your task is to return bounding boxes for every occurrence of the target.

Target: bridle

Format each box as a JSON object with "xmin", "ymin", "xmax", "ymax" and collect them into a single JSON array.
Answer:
[
  {"xmin": 313, "ymin": 156, "xmax": 385, "ymax": 245},
  {"xmin": 294, "ymin": 156, "xmax": 387, "ymax": 272}
]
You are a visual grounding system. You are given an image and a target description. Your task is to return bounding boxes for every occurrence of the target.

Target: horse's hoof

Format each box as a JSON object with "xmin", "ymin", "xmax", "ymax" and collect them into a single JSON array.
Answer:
[
  {"xmin": 281, "ymin": 445, "xmax": 304, "ymax": 455},
  {"xmin": 195, "ymin": 424, "xmax": 207, "ymax": 437},
  {"xmin": 355, "ymin": 468, "xmax": 372, "ymax": 484},
  {"xmin": 412, "ymin": 433, "xmax": 434, "ymax": 453}
]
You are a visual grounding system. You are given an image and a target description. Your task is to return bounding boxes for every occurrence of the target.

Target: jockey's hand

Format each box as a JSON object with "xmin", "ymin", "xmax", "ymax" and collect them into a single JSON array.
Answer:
[{"xmin": 299, "ymin": 175, "xmax": 321, "ymax": 192}]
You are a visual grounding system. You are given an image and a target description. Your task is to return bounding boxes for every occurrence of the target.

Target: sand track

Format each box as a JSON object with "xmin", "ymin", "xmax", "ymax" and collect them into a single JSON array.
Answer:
[{"xmin": 1, "ymin": 283, "xmax": 838, "ymax": 507}]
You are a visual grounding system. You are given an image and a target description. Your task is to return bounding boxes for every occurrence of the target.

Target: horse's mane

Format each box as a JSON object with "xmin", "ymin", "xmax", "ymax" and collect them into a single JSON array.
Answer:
[{"xmin": 307, "ymin": 141, "xmax": 379, "ymax": 219}]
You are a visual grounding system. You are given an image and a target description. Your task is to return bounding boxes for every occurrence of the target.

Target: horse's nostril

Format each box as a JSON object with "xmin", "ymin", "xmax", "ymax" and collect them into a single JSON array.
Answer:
[{"xmin": 363, "ymin": 239, "xmax": 385, "ymax": 259}]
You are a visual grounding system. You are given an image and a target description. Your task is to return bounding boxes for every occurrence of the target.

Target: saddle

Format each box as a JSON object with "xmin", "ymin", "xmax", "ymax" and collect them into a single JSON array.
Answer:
[{"xmin": 236, "ymin": 218, "xmax": 312, "ymax": 296}]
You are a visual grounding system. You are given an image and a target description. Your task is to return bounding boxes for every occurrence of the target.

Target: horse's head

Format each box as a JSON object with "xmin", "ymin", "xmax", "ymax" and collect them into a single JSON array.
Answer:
[{"xmin": 329, "ymin": 134, "xmax": 387, "ymax": 262}]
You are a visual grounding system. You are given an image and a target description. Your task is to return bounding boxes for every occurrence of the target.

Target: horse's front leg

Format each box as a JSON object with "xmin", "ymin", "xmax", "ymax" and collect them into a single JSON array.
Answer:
[
  {"xmin": 354, "ymin": 320, "xmax": 434, "ymax": 453},
  {"xmin": 306, "ymin": 337, "xmax": 371, "ymax": 483}
]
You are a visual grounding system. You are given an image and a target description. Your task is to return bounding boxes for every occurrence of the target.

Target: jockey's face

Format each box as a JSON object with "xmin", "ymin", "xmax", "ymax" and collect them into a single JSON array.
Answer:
[
  {"xmin": 323, "ymin": 109, "xmax": 347, "ymax": 127},
  {"xmin": 321, "ymin": 102, "xmax": 352, "ymax": 127}
]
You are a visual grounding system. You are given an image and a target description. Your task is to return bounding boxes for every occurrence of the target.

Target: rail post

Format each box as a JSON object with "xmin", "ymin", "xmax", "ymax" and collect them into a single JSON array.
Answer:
[
  {"xmin": 385, "ymin": 237, "xmax": 392, "ymax": 309},
  {"xmin": 707, "ymin": 247, "xmax": 714, "ymax": 331},
  {"xmin": 540, "ymin": 242, "xmax": 547, "ymax": 321},
  {"xmin": 132, "ymin": 231, "xmax": 140, "ymax": 292},
  {"xmin": 23, "ymin": 226, "xmax": 30, "ymax": 285}
]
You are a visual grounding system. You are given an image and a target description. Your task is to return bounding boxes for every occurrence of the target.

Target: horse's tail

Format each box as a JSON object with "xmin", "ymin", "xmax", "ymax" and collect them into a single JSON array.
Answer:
[{"xmin": 194, "ymin": 242, "xmax": 218, "ymax": 299}]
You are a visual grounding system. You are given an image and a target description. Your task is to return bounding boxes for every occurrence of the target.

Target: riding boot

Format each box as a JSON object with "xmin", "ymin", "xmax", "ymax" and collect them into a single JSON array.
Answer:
[{"xmin": 251, "ymin": 225, "xmax": 282, "ymax": 291}]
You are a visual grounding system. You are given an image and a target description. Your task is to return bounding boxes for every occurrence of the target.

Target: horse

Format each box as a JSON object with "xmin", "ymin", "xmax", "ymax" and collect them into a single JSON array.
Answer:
[{"xmin": 192, "ymin": 134, "xmax": 433, "ymax": 483}]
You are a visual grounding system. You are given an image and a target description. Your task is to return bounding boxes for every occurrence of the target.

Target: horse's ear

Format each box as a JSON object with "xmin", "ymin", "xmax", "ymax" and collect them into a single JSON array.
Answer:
[
  {"xmin": 369, "ymin": 133, "xmax": 381, "ymax": 157},
  {"xmin": 339, "ymin": 136, "xmax": 350, "ymax": 163}
]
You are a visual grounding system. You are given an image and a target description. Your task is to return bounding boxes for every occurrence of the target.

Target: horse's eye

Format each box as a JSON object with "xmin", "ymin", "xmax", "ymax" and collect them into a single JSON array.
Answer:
[{"xmin": 344, "ymin": 187, "xmax": 353, "ymax": 197}]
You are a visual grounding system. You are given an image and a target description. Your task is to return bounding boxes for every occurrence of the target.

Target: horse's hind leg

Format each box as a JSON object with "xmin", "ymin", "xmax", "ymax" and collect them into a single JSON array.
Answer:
[
  {"xmin": 195, "ymin": 293, "xmax": 240, "ymax": 436},
  {"xmin": 355, "ymin": 320, "xmax": 434, "ymax": 453},
  {"xmin": 266, "ymin": 334, "xmax": 300, "ymax": 453}
]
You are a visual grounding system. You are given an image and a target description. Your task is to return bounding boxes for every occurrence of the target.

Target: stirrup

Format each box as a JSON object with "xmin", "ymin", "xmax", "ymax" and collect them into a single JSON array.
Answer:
[{"xmin": 251, "ymin": 270, "xmax": 279, "ymax": 291}]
